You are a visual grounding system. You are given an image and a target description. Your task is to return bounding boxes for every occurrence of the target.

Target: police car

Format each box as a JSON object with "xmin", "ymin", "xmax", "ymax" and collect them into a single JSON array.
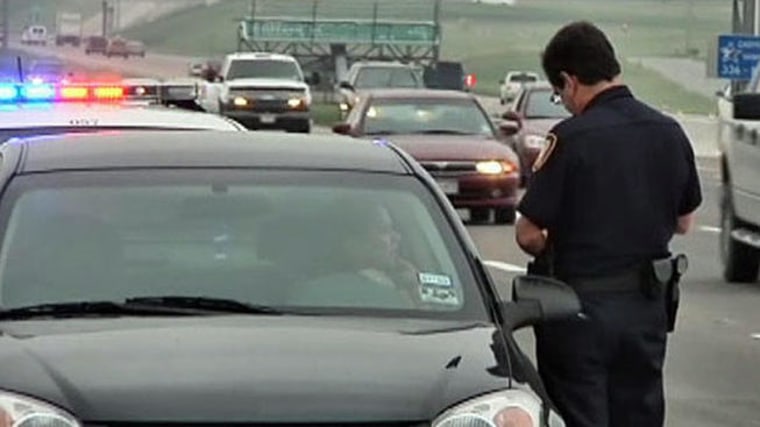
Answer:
[
  {"xmin": 0, "ymin": 78, "xmax": 245, "ymax": 140},
  {"xmin": 0, "ymin": 131, "xmax": 573, "ymax": 427}
]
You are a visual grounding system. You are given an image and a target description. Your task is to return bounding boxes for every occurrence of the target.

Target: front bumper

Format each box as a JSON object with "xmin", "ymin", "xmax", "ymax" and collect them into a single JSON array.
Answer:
[
  {"xmin": 220, "ymin": 106, "xmax": 310, "ymax": 130},
  {"xmin": 430, "ymin": 173, "xmax": 520, "ymax": 209}
]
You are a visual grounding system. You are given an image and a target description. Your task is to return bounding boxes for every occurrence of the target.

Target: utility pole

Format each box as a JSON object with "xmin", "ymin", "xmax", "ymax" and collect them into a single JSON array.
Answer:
[
  {"xmin": 102, "ymin": 0, "xmax": 108, "ymax": 37},
  {"xmin": 1, "ymin": 0, "xmax": 8, "ymax": 51}
]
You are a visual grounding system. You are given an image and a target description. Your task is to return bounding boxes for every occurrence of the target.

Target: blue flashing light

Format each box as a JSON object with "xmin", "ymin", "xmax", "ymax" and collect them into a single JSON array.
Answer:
[
  {"xmin": 22, "ymin": 83, "xmax": 55, "ymax": 101},
  {"xmin": 0, "ymin": 84, "xmax": 18, "ymax": 101}
]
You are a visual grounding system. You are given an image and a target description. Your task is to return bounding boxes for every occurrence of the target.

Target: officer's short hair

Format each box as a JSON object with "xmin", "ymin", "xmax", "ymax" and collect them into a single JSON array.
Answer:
[{"xmin": 541, "ymin": 21, "xmax": 621, "ymax": 89}]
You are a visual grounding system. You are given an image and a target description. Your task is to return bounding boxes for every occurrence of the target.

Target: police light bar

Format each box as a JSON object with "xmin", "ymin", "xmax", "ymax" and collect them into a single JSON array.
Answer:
[{"xmin": 0, "ymin": 81, "xmax": 161, "ymax": 103}]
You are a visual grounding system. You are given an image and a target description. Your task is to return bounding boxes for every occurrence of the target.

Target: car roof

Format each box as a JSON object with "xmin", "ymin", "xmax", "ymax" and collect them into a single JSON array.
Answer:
[
  {"xmin": 364, "ymin": 88, "xmax": 476, "ymax": 100},
  {"xmin": 12, "ymin": 131, "xmax": 411, "ymax": 174},
  {"xmin": 0, "ymin": 103, "xmax": 243, "ymax": 131},
  {"xmin": 226, "ymin": 52, "xmax": 296, "ymax": 61}
]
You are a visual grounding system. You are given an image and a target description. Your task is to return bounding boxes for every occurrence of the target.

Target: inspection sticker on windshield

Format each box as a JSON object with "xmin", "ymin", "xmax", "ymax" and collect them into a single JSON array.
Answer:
[
  {"xmin": 418, "ymin": 273, "xmax": 459, "ymax": 306},
  {"xmin": 418, "ymin": 273, "xmax": 452, "ymax": 287}
]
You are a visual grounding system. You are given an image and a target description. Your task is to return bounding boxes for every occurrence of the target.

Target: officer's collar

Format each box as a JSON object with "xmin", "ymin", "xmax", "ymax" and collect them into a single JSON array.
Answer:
[{"xmin": 581, "ymin": 85, "xmax": 632, "ymax": 113}]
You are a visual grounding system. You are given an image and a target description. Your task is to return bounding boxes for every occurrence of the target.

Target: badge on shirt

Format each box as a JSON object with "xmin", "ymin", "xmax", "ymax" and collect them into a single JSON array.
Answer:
[{"xmin": 532, "ymin": 132, "xmax": 558, "ymax": 172}]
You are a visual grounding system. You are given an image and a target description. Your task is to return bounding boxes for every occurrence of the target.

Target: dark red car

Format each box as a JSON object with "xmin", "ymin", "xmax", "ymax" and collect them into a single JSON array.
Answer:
[
  {"xmin": 333, "ymin": 89, "xmax": 520, "ymax": 224},
  {"xmin": 501, "ymin": 81, "xmax": 570, "ymax": 185}
]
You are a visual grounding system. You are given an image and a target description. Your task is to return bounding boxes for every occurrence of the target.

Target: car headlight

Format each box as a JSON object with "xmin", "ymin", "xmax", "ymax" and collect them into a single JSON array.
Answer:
[
  {"xmin": 523, "ymin": 134, "xmax": 547, "ymax": 150},
  {"xmin": 476, "ymin": 160, "xmax": 516, "ymax": 175},
  {"xmin": 0, "ymin": 391, "xmax": 80, "ymax": 427},
  {"xmin": 432, "ymin": 389, "xmax": 545, "ymax": 427},
  {"xmin": 233, "ymin": 96, "xmax": 248, "ymax": 107}
]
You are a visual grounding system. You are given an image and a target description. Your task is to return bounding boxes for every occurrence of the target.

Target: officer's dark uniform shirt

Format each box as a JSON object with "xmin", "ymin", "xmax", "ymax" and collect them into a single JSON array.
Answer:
[{"xmin": 517, "ymin": 85, "xmax": 702, "ymax": 279}]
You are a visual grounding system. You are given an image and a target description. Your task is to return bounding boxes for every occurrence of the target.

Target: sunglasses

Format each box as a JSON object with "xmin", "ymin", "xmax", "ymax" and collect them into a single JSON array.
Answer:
[{"xmin": 550, "ymin": 90, "xmax": 562, "ymax": 105}]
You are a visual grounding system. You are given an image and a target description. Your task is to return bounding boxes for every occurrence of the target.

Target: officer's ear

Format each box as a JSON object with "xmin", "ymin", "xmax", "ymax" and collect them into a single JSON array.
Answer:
[{"xmin": 559, "ymin": 71, "xmax": 574, "ymax": 91}]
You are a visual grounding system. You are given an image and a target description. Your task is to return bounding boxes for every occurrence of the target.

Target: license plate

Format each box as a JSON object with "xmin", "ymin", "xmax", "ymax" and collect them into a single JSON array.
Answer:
[
  {"xmin": 260, "ymin": 114, "xmax": 276, "ymax": 124},
  {"xmin": 436, "ymin": 179, "xmax": 459, "ymax": 195},
  {"xmin": 456, "ymin": 208, "xmax": 470, "ymax": 221}
]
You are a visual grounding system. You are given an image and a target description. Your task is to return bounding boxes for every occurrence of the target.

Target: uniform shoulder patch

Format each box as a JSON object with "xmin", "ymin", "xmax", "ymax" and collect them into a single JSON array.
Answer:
[{"xmin": 532, "ymin": 132, "xmax": 558, "ymax": 172}]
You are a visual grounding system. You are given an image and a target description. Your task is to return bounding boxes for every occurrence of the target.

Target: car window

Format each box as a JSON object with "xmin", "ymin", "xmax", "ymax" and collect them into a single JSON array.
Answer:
[
  {"xmin": 363, "ymin": 98, "xmax": 495, "ymax": 136},
  {"xmin": 226, "ymin": 59, "xmax": 303, "ymax": 81},
  {"xmin": 0, "ymin": 170, "xmax": 488, "ymax": 320},
  {"xmin": 508, "ymin": 73, "xmax": 538, "ymax": 83},
  {"xmin": 524, "ymin": 89, "xmax": 571, "ymax": 119},
  {"xmin": 354, "ymin": 67, "xmax": 420, "ymax": 89}
]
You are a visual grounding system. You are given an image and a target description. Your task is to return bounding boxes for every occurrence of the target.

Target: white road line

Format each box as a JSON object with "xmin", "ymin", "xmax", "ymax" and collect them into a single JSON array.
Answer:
[
  {"xmin": 484, "ymin": 260, "xmax": 527, "ymax": 273},
  {"xmin": 699, "ymin": 226, "xmax": 721, "ymax": 233}
]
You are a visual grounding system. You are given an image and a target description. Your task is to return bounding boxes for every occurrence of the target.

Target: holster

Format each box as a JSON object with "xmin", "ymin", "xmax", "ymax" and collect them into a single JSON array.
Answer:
[{"xmin": 647, "ymin": 254, "xmax": 688, "ymax": 332}]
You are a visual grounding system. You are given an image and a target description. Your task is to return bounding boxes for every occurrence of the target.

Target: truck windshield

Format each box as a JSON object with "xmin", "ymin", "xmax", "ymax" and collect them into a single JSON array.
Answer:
[{"xmin": 226, "ymin": 59, "xmax": 303, "ymax": 81}]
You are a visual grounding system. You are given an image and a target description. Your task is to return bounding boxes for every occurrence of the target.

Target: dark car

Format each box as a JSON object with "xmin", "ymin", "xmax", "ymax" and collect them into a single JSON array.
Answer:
[
  {"xmin": 501, "ymin": 82, "xmax": 570, "ymax": 185},
  {"xmin": 333, "ymin": 89, "xmax": 521, "ymax": 224},
  {"xmin": 336, "ymin": 61, "xmax": 424, "ymax": 117},
  {"xmin": 0, "ymin": 131, "xmax": 574, "ymax": 427},
  {"xmin": 84, "ymin": 35, "xmax": 108, "ymax": 55}
]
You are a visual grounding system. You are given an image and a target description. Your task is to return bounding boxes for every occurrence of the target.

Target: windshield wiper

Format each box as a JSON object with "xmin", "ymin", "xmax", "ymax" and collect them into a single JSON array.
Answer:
[
  {"xmin": 125, "ymin": 296, "xmax": 286, "ymax": 315},
  {"xmin": 411, "ymin": 129, "xmax": 474, "ymax": 135},
  {"xmin": 364, "ymin": 131, "xmax": 398, "ymax": 136},
  {"xmin": 0, "ymin": 300, "xmax": 196, "ymax": 320}
]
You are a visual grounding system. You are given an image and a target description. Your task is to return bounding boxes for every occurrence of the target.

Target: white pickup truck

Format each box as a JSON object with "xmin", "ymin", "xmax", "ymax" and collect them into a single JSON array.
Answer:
[
  {"xmin": 196, "ymin": 52, "xmax": 316, "ymax": 133},
  {"xmin": 716, "ymin": 69, "xmax": 760, "ymax": 283}
]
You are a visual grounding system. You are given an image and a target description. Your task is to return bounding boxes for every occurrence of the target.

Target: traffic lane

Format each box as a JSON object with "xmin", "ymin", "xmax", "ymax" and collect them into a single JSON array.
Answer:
[{"xmin": 472, "ymin": 165, "xmax": 760, "ymax": 426}]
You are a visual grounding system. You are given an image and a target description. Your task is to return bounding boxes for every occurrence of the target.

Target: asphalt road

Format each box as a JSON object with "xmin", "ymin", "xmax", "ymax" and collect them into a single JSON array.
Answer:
[{"xmin": 13, "ymin": 42, "xmax": 760, "ymax": 426}]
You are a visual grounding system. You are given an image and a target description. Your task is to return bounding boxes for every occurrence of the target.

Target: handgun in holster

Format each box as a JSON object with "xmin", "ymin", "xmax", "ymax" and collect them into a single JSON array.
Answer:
[
  {"xmin": 527, "ymin": 241, "xmax": 554, "ymax": 277},
  {"xmin": 649, "ymin": 254, "xmax": 688, "ymax": 333}
]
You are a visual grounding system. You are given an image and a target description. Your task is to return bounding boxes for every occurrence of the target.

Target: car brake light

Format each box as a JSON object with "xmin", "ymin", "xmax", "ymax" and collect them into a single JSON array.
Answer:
[{"xmin": 465, "ymin": 73, "xmax": 477, "ymax": 88}]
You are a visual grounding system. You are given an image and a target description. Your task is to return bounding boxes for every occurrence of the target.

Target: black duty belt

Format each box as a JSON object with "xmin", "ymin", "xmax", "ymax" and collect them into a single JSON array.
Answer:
[{"xmin": 564, "ymin": 268, "xmax": 644, "ymax": 293}]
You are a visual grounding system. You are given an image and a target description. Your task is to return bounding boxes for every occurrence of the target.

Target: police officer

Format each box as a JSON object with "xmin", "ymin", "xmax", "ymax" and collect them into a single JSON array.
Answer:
[{"xmin": 514, "ymin": 21, "xmax": 702, "ymax": 427}]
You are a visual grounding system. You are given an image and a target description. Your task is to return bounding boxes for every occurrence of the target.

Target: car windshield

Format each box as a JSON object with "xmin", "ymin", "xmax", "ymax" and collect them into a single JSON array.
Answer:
[
  {"xmin": 0, "ymin": 170, "xmax": 487, "ymax": 320},
  {"xmin": 354, "ymin": 67, "xmax": 420, "ymax": 89},
  {"xmin": 226, "ymin": 59, "xmax": 303, "ymax": 81},
  {"xmin": 524, "ymin": 89, "xmax": 571, "ymax": 119},
  {"xmin": 363, "ymin": 98, "xmax": 495, "ymax": 136}
]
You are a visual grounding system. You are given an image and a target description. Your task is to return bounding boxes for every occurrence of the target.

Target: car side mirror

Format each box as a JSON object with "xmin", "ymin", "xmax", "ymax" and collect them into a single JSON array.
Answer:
[
  {"xmin": 733, "ymin": 93, "xmax": 760, "ymax": 119},
  {"xmin": 332, "ymin": 122, "xmax": 352, "ymax": 135},
  {"xmin": 498, "ymin": 120, "xmax": 520, "ymax": 137},
  {"xmin": 501, "ymin": 110, "xmax": 521, "ymax": 121},
  {"xmin": 498, "ymin": 79, "xmax": 505, "ymax": 85},
  {"xmin": 715, "ymin": 89, "xmax": 724, "ymax": 98},
  {"xmin": 500, "ymin": 275, "xmax": 581, "ymax": 331},
  {"xmin": 339, "ymin": 81, "xmax": 355, "ymax": 91}
]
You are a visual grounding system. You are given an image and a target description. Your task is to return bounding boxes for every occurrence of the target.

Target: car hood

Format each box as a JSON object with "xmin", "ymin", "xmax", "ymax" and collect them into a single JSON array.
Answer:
[
  {"xmin": 375, "ymin": 134, "xmax": 518, "ymax": 163},
  {"xmin": 225, "ymin": 78, "xmax": 308, "ymax": 90},
  {"xmin": 0, "ymin": 316, "xmax": 523, "ymax": 423},
  {"xmin": 520, "ymin": 117, "xmax": 565, "ymax": 136}
]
